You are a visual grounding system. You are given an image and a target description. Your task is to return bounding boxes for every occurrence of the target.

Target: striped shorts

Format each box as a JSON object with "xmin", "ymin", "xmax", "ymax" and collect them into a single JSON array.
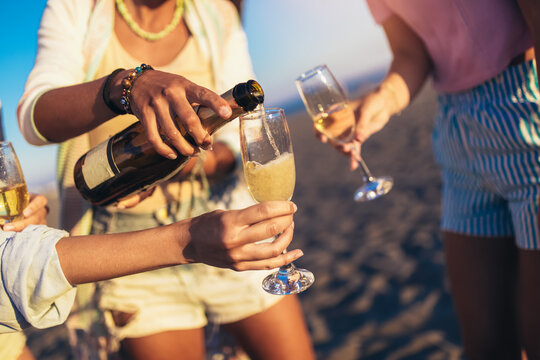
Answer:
[{"xmin": 433, "ymin": 60, "xmax": 540, "ymax": 249}]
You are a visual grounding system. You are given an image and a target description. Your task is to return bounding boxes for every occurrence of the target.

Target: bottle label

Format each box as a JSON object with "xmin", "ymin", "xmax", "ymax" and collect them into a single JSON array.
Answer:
[{"xmin": 81, "ymin": 140, "xmax": 116, "ymax": 190}]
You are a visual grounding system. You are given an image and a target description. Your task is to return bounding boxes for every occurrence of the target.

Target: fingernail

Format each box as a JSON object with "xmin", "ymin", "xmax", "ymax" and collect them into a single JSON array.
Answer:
[
  {"xmin": 3, "ymin": 224, "xmax": 13, "ymax": 231},
  {"xmin": 219, "ymin": 106, "xmax": 232, "ymax": 118},
  {"xmin": 295, "ymin": 250, "xmax": 304, "ymax": 258},
  {"xmin": 291, "ymin": 221, "xmax": 295, "ymax": 229},
  {"xmin": 116, "ymin": 203, "xmax": 126, "ymax": 209},
  {"xmin": 292, "ymin": 202, "xmax": 298, "ymax": 212},
  {"xmin": 23, "ymin": 209, "xmax": 31, "ymax": 217},
  {"xmin": 167, "ymin": 153, "xmax": 177, "ymax": 159}
]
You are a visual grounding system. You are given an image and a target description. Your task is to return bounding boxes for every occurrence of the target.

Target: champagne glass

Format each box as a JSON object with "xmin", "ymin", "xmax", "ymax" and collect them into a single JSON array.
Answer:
[
  {"xmin": 0, "ymin": 142, "xmax": 29, "ymax": 225},
  {"xmin": 296, "ymin": 64, "xmax": 393, "ymax": 201},
  {"xmin": 240, "ymin": 108, "xmax": 314, "ymax": 295}
]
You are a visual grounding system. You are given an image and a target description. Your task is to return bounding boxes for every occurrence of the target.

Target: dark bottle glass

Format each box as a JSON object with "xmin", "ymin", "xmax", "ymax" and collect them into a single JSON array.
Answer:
[{"xmin": 74, "ymin": 80, "xmax": 264, "ymax": 206}]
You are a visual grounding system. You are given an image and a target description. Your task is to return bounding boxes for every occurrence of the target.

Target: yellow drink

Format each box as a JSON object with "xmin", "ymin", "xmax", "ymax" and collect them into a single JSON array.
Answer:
[
  {"xmin": 313, "ymin": 103, "xmax": 355, "ymax": 143},
  {"xmin": 0, "ymin": 183, "xmax": 29, "ymax": 225},
  {"xmin": 244, "ymin": 153, "xmax": 295, "ymax": 202}
]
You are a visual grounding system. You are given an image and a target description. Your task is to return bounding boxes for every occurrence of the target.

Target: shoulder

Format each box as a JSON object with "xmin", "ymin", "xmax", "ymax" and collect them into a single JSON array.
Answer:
[
  {"xmin": 43, "ymin": 0, "xmax": 96, "ymax": 18},
  {"xmin": 39, "ymin": 0, "xmax": 100, "ymax": 33},
  {"xmin": 200, "ymin": 0, "xmax": 242, "ymax": 29},
  {"xmin": 204, "ymin": 0, "xmax": 239, "ymax": 16}
]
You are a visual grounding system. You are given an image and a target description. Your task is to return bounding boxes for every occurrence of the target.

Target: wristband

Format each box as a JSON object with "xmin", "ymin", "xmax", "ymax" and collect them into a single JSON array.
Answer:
[{"xmin": 102, "ymin": 68, "xmax": 127, "ymax": 115}]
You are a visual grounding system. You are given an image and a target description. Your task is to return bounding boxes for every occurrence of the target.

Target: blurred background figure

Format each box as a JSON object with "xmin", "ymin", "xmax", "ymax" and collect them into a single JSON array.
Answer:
[{"xmin": 332, "ymin": 1, "xmax": 540, "ymax": 359}]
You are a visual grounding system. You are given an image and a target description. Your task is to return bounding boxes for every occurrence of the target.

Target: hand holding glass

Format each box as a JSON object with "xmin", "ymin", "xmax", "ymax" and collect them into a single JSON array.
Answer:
[
  {"xmin": 0, "ymin": 142, "xmax": 29, "ymax": 225},
  {"xmin": 240, "ymin": 108, "xmax": 314, "ymax": 295},
  {"xmin": 296, "ymin": 65, "xmax": 393, "ymax": 201}
]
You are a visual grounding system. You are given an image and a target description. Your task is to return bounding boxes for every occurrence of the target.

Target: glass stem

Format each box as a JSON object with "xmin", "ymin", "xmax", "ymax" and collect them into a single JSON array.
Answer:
[
  {"xmin": 358, "ymin": 159, "xmax": 374, "ymax": 182},
  {"xmin": 351, "ymin": 142, "xmax": 374, "ymax": 182}
]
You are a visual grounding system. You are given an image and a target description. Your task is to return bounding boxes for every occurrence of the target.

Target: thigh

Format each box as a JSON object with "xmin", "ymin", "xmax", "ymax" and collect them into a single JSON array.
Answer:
[
  {"xmin": 223, "ymin": 295, "xmax": 315, "ymax": 360},
  {"xmin": 0, "ymin": 332, "xmax": 28, "ymax": 360},
  {"xmin": 443, "ymin": 231, "xmax": 521, "ymax": 360},
  {"xmin": 518, "ymin": 248, "xmax": 540, "ymax": 359},
  {"xmin": 120, "ymin": 328, "xmax": 205, "ymax": 360},
  {"xmin": 16, "ymin": 347, "xmax": 34, "ymax": 360}
]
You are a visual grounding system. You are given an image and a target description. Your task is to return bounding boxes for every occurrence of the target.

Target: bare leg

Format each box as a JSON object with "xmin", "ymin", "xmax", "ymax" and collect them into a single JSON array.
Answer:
[
  {"xmin": 518, "ymin": 248, "xmax": 540, "ymax": 360},
  {"xmin": 443, "ymin": 231, "xmax": 521, "ymax": 360},
  {"xmin": 223, "ymin": 295, "xmax": 315, "ymax": 360},
  {"xmin": 120, "ymin": 328, "xmax": 205, "ymax": 360}
]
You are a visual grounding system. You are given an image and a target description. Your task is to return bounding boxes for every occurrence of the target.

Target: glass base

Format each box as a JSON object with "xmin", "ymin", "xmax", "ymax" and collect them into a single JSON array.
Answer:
[
  {"xmin": 354, "ymin": 176, "xmax": 393, "ymax": 202},
  {"xmin": 262, "ymin": 263, "xmax": 314, "ymax": 295}
]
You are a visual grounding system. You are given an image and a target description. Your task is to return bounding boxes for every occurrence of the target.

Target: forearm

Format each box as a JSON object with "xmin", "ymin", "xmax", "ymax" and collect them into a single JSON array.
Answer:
[
  {"xmin": 34, "ymin": 70, "xmax": 130, "ymax": 142},
  {"xmin": 380, "ymin": 54, "xmax": 430, "ymax": 115},
  {"xmin": 34, "ymin": 78, "xmax": 112, "ymax": 142},
  {"xmin": 55, "ymin": 221, "xmax": 189, "ymax": 285},
  {"xmin": 379, "ymin": 14, "xmax": 432, "ymax": 115}
]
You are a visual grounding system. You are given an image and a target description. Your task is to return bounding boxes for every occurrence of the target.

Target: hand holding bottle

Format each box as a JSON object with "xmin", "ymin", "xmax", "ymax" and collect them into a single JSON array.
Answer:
[
  {"xmin": 116, "ymin": 69, "xmax": 233, "ymax": 159},
  {"xmin": 75, "ymin": 80, "xmax": 264, "ymax": 206}
]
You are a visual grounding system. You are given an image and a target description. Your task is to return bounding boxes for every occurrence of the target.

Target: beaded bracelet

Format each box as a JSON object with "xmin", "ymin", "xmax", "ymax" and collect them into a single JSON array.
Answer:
[
  {"xmin": 102, "ymin": 68, "xmax": 127, "ymax": 115},
  {"xmin": 120, "ymin": 64, "xmax": 154, "ymax": 114}
]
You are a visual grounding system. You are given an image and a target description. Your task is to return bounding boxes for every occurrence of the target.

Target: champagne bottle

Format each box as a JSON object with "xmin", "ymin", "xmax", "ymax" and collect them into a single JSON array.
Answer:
[{"xmin": 74, "ymin": 80, "xmax": 264, "ymax": 206}]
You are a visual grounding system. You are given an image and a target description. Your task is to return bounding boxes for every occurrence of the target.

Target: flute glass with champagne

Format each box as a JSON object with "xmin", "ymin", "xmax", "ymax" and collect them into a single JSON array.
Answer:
[
  {"xmin": 240, "ymin": 108, "xmax": 314, "ymax": 295},
  {"xmin": 296, "ymin": 64, "xmax": 393, "ymax": 202},
  {"xmin": 0, "ymin": 142, "xmax": 29, "ymax": 225}
]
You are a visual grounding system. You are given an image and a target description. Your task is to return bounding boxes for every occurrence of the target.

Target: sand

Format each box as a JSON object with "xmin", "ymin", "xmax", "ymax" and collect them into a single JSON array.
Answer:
[{"xmin": 25, "ymin": 84, "xmax": 464, "ymax": 359}]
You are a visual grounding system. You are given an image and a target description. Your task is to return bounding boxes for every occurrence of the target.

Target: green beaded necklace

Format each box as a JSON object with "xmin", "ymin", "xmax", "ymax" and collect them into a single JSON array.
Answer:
[{"xmin": 116, "ymin": 0, "xmax": 184, "ymax": 41}]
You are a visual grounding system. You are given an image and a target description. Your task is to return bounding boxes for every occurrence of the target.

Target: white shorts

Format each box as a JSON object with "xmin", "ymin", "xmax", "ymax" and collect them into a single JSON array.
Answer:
[
  {"xmin": 92, "ymin": 205, "xmax": 282, "ymax": 340},
  {"xmin": 98, "ymin": 264, "xmax": 282, "ymax": 339}
]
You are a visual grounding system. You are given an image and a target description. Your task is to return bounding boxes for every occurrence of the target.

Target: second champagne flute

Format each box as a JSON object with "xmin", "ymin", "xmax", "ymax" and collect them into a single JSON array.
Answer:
[
  {"xmin": 296, "ymin": 64, "xmax": 393, "ymax": 202},
  {"xmin": 240, "ymin": 108, "xmax": 314, "ymax": 295},
  {"xmin": 0, "ymin": 142, "xmax": 29, "ymax": 225}
]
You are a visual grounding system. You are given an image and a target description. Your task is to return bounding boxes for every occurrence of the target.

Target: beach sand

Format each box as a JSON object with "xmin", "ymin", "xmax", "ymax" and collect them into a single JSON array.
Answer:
[{"xmin": 26, "ymin": 83, "xmax": 464, "ymax": 359}]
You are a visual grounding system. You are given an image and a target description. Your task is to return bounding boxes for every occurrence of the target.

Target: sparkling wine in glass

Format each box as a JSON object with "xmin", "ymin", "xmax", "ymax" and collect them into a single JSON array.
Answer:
[
  {"xmin": 240, "ymin": 107, "xmax": 314, "ymax": 295},
  {"xmin": 296, "ymin": 64, "xmax": 393, "ymax": 201},
  {"xmin": 0, "ymin": 142, "xmax": 29, "ymax": 225}
]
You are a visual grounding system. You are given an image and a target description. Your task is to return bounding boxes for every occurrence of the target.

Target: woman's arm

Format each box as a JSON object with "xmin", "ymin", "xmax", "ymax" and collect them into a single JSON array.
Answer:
[
  {"xmin": 353, "ymin": 14, "xmax": 432, "ymax": 143},
  {"xmin": 34, "ymin": 70, "xmax": 233, "ymax": 158},
  {"xmin": 55, "ymin": 201, "xmax": 301, "ymax": 285}
]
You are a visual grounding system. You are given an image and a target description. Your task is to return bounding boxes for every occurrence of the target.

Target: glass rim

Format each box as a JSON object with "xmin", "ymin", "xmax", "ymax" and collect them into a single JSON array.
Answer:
[
  {"xmin": 0, "ymin": 141, "xmax": 13, "ymax": 148},
  {"xmin": 296, "ymin": 64, "xmax": 328, "ymax": 82},
  {"xmin": 239, "ymin": 107, "xmax": 285, "ymax": 121}
]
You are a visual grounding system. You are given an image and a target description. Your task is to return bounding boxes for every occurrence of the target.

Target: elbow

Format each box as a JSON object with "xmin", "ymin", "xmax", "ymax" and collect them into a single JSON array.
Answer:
[{"xmin": 17, "ymin": 97, "xmax": 53, "ymax": 147}]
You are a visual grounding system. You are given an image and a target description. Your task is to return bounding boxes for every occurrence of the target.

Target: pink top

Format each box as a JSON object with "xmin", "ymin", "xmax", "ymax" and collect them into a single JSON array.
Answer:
[{"xmin": 366, "ymin": 0, "xmax": 533, "ymax": 93}]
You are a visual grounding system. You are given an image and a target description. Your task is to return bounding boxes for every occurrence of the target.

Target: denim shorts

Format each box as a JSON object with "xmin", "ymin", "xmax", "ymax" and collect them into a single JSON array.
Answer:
[
  {"xmin": 91, "ymin": 205, "xmax": 281, "ymax": 340},
  {"xmin": 433, "ymin": 60, "xmax": 540, "ymax": 249}
]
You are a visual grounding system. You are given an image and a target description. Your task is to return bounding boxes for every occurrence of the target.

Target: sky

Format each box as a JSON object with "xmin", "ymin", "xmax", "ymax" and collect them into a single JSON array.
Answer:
[{"xmin": 0, "ymin": 0, "xmax": 391, "ymax": 190}]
